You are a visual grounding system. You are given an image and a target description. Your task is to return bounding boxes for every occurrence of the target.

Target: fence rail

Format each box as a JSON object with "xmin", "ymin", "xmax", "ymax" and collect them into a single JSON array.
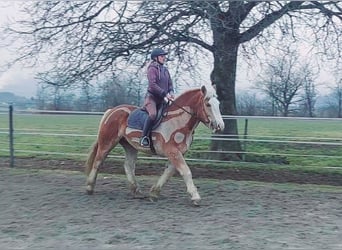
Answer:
[{"xmin": 1, "ymin": 105, "xmax": 342, "ymax": 169}]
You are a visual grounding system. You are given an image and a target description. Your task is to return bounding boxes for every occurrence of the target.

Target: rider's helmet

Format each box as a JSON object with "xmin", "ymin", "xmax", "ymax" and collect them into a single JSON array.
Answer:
[{"xmin": 150, "ymin": 48, "xmax": 168, "ymax": 60}]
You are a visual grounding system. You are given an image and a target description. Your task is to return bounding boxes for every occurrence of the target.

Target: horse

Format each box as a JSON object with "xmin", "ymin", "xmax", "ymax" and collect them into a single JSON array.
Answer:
[{"xmin": 85, "ymin": 84, "xmax": 225, "ymax": 205}]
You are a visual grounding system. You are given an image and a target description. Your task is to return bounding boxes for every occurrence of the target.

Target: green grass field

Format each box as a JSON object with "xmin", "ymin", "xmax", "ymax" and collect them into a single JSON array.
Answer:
[{"xmin": 0, "ymin": 113, "xmax": 341, "ymax": 173}]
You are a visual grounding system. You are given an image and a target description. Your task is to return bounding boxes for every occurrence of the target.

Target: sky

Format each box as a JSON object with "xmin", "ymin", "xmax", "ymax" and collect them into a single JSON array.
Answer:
[
  {"xmin": 0, "ymin": 1, "xmax": 339, "ymax": 98},
  {"xmin": 0, "ymin": 2, "xmax": 38, "ymax": 97}
]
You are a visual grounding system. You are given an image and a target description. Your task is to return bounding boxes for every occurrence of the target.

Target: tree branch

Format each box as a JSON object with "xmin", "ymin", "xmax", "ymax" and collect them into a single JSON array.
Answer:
[{"xmin": 239, "ymin": 1, "xmax": 305, "ymax": 43}]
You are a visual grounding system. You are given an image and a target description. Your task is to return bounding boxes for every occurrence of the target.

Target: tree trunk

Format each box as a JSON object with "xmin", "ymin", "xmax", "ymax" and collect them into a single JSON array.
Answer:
[{"xmin": 209, "ymin": 28, "xmax": 242, "ymax": 160}]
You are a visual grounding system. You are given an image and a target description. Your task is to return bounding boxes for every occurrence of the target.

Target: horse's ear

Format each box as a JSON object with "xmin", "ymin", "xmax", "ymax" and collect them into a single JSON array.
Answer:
[{"xmin": 201, "ymin": 85, "xmax": 207, "ymax": 96}]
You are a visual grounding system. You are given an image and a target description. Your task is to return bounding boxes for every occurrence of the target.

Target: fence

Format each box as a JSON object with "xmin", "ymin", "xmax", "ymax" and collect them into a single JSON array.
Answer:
[{"xmin": 1, "ymin": 104, "xmax": 342, "ymax": 169}]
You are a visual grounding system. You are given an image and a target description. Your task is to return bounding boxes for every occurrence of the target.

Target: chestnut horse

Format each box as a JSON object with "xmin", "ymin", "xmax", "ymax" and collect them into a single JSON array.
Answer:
[{"xmin": 85, "ymin": 85, "xmax": 224, "ymax": 205}]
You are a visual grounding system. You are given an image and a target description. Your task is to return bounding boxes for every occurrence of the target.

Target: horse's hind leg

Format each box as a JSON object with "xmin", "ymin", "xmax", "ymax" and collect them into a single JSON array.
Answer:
[
  {"xmin": 150, "ymin": 162, "xmax": 176, "ymax": 200},
  {"xmin": 121, "ymin": 140, "xmax": 143, "ymax": 198},
  {"xmin": 86, "ymin": 107, "xmax": 131, "ymax": 195},
  {"xmin": 86, "ymin": 145, "xmax": 111, "ymax": 195},
  {"xmin": 86, "ymin": 136, "xmax": 120, "ymax": 194}
]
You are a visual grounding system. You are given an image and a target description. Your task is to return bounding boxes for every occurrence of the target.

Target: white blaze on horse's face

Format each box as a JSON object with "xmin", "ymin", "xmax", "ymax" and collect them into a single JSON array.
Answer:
[{"xmin": 201, "ymin": 85, "xmax": 225, "ymax": 132}]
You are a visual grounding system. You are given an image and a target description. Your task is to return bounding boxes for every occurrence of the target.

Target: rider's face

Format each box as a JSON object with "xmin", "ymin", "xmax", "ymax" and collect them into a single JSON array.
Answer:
[{"xmin": 157, "ymin": 55, "xmax": 166, "ymax": 64}]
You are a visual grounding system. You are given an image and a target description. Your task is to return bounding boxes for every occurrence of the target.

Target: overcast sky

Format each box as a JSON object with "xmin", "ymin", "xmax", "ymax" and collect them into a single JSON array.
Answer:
[
  {"xmin": 0, "ymin": 1, "xmax": 38, "ymax": 97},
  {"xmin": 0, "ymin": 1, "xmax": 338, "ymax": 98}
]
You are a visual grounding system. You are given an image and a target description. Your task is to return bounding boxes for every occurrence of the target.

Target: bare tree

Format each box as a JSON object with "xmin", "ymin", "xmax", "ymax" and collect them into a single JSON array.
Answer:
[
  {"xmin": 48, "ymin": 85, "xmax": 74, "ymax": 111},
  {"xmin": 2, "ymin": 1, "xmax": 342, "ymax": 159},
  {"xmin": 236, "ymin": 91, "xmax": 259, "ymax": 116},
  {"xmin": 299, "ymin": 68, "xmax": 318, "ymax": 117},
  {"xmin": 257, "ymin": 47, "xmax": 317, "ymax": 117},
  {"xmin": 97, "ymin": 75, "xmax": 142, "ymax": 110},
  {"xmin": 74, "ymin": 84, "xmax": 97, "ymax": 111},
  {"xmin": 81, "ymin": 84, "xmax": 93, "ymax": 112},
  {"xmin": 329, "ymin": 76, "xmax": 342, "ymax": 118},
  {"xmin": 35, "ymin": 83, "xmax": 48, "ymax": 110}
]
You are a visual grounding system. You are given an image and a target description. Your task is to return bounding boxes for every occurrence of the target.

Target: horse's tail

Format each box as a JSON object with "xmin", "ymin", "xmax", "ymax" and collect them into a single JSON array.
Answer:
[
  {"xmin": 85, "ymin": 109, "xmax": 112, "ymax": 176},
  {"xmin": 85, "ymin": 140, "xmax": 98, "ymax": 176}
]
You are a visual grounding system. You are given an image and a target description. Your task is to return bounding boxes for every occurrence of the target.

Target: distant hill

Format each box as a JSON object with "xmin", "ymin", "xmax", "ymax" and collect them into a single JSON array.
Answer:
[{"xmin": 0, "ymin": 92, "xmax": 35, "ymax": 109}]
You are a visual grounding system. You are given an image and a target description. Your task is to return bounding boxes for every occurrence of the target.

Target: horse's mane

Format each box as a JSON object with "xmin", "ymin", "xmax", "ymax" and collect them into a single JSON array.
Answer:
[
  {"xmin": 170, "ymin": 88, "xmax": 201, "ymax": 110},
  {"xmin": 173, "ymin": 85, "xmax": 216, "ymax": 104},
  {"xmin": 174, "ymin": 88, "xmax": 201, "ymax": 102}
]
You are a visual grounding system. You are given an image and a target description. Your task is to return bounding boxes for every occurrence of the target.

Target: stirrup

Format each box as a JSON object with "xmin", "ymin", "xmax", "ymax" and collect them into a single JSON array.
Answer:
[{"xmin": 140, "ymin": 136, "xmax": 150, "ymax": 147}]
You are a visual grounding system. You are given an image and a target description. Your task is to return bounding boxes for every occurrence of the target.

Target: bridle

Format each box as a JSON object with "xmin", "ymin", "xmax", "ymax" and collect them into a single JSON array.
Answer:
[
  {"xmin": 169, "ymin": 97, "xmax": 212, "ymax": 126},
  {"xmin": 169, "ymin": 100, "xmax": 197, "ymax": 117}
]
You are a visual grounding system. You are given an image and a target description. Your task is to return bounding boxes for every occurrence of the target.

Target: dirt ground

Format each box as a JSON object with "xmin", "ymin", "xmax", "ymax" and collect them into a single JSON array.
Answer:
[
  {"xmin": 2, "ymin": 157, "xmax": 342, "ymax": 186},
  {"xmin": 1, "ymin": 158, "xmax": 342, "ymax": 249}
]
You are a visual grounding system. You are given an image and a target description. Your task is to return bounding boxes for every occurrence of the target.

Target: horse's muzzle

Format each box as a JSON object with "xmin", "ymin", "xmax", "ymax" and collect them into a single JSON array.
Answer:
[{"xmin": 210, "ymin": 119, "xmax": 225, "ymax": 133}]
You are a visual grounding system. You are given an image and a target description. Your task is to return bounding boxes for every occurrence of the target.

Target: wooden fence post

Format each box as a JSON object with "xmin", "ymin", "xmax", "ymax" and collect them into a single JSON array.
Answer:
[
  {"xmin": 242, "ymin": 118, "xmax": 248, "ymax": 161},
  {"xmin": 9, "ymin": 104, "xmax": 14, "ymax": 167}
]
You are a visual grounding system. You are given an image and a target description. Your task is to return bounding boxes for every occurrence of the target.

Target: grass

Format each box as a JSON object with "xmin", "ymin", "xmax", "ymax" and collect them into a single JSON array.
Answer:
[
  {"xmin": 0, "ymin": 113, "xmax": 342, "ymax": 174},
  {"xmin": 241, "ymin": 118, "xmax": 342, "ymax": 167}
]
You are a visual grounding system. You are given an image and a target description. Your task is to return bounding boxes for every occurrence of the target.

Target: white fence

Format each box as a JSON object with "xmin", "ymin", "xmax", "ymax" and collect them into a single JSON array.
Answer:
[{"xmin": 1, "ymin": 105, "xmax": 342, "ymax": 169}]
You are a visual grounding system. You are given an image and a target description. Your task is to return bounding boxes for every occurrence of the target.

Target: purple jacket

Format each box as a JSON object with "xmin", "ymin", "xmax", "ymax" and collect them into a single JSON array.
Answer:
[{"xmin": 146, "ymin": 61, "xmax": 174, "ymax": 102}]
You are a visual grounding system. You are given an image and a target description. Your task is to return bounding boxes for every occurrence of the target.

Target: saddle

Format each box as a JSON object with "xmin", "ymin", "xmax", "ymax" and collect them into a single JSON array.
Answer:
[{"xmin": 127, "ymin": 102, "xmax": 168, "ymax": 131}]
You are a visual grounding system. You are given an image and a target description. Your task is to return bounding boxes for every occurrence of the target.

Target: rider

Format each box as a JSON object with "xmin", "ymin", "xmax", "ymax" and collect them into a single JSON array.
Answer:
[{"xmin": 140, "ymin": 48, "xmax": 175, "ymax": 147}]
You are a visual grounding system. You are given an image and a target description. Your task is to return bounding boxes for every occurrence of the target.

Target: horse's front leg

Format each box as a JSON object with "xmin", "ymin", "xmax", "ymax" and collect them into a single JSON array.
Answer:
[
  {"xmin": 167, "ymin": 151, "xmax": 201, "ymax": 205},
  {"xmin": 150, "ymin": 162, "xmax": 176, "ymax": 200}
]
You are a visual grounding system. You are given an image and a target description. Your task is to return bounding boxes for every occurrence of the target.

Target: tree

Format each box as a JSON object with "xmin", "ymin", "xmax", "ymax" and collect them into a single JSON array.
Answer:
[
  {"xmin": 35, "ymin": 83, "xmax": 48, "ymax": 110},
  {"xmin": 73, "ymin": 84, "xmax": 97, "ymax": 111},
  {"xmin": 257, "ymin": 47, "xmax": 317, "ymax": 117},
  {"xmin": 97, "ymin": 75, "xmax": 142, "ymax": 110},
  {"xmin": 329, "ymin": 77, "xmax": 342, "ymax": 118},
  {"xmin": 2, "ymin": 1, "xmax": 342, "ymax": 159},
  {"xmin": 236, "ymin": 91, "xmax": 259, "ymax": 116},
  {"xmin": 299, "ymin": 70, "xmax": 317, "ymax": 117}
]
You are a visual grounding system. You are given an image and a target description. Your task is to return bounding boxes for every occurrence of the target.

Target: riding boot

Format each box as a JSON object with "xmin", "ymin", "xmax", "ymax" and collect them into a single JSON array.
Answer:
[{"xmin": 140, "ymin": 116, "xmax": 153, "ymax": 147}]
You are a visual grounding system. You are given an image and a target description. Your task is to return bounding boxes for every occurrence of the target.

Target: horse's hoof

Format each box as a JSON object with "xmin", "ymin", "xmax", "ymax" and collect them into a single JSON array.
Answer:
[
  {"xmin": 133, "ymin": 190, "xmax": 147, "ymax": 199},
  {"xmin": 149, "ymin": 186, "xmax": 161, "ymax": 200},
  {"xmin": 86, "ymin": 189, "xmax": 94, "ymax": 195},
  {"xmin": 192, "ymin": 199, "xmax": 201, "ymax": 207},
  {"xmin": 86, "ymin": 184, "xmax": 94, "ymax": 195},
  {"xmin": 149, "ymin": 196, "xmax": 158, "ymax": 202},
  {"xmin": 149, "ymin": 192, "xmax": 159, "ymax": 202}
]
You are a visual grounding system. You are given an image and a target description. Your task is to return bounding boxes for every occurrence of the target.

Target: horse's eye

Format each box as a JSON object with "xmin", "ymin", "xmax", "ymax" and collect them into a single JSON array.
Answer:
[{"xmin": 206, "ymin": 103, "xmax": 211, "ymax": 107}]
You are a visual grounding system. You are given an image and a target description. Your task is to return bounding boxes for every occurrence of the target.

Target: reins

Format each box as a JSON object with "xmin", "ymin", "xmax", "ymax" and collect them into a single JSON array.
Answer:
[{"xmin": 169, "ymin": 100, "xmax": 197, "ymax": 117}]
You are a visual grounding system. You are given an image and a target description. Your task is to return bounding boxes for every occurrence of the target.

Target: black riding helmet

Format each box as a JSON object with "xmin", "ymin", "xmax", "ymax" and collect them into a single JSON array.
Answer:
[{"xmin": 150, "ymin": 48, "xmax": 168, "ymax": 60}]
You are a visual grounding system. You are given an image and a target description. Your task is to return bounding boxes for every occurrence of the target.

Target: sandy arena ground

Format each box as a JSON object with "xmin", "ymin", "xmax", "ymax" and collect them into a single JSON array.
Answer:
[{"xmin": 0, "ymin": 164, "xmax": 341, "ymax": 250}]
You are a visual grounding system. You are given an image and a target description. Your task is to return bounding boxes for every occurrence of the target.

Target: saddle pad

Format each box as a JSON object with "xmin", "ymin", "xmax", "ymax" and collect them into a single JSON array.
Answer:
[
  {"xmin": 127, "ymin": 104, "xmax": 168, "ymax": 131},
  {"xmin": 127, "ymin": 109, "xmax": 148, "ymax": 130}
]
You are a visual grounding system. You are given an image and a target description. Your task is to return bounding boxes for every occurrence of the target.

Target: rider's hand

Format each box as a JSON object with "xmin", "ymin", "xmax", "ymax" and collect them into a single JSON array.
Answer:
[
  {"xmin": 164, "ymin": 96, "xmax": 169, "ymax": 103},
  {"xmin": 166, "ymin": 93, "xmax": 175, "ymax": 101}
]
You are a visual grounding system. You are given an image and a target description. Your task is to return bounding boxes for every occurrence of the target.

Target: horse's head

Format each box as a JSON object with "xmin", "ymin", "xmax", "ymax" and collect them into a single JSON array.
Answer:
[{"xmin": 199, "ymin": 85, "xmax": 225, "ymax": 133}]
